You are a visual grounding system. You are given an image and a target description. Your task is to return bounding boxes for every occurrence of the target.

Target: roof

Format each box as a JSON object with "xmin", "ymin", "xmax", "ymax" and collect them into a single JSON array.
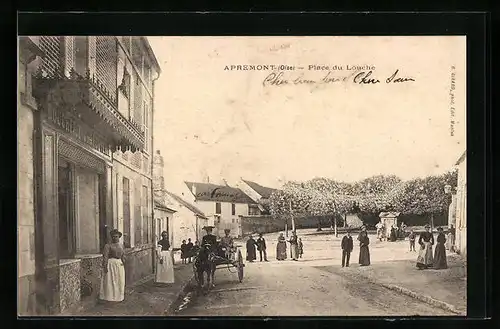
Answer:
[
  {"xmin": 379, "ymin": 211, "xmax": 401, "ymax": 218},
  {"xmin": 455, "ymin": 151, "xmax": 466, "ymax": 165},
  {"xmin": 166, "ymin": 191, "xmax": 207, "ymax": 219},
  {"xmin": 241, "ymin": 179, "xmax": 279, "ymax": 199},
  {"xmin": 154, "ymin": 200, "xmax": 176, "ymax": 213},
  {"xmin": 142, "ymin": 37, "xmax": 161, "ymax": 74},
  {"xmin": 185, "ymin": 181, "xmax": 256, "ymax": 204}
]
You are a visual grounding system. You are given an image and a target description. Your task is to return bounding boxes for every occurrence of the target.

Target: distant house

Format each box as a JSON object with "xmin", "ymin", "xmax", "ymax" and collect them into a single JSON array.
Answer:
[
  {"xmin": 153, "ymin": 199, "xmax": 176, "ymax": 247},
  {"xmin": 184, "ymin": 181, "xmax": 257, "ymax": 237},
  {"xmin": 238, "ymin": 179, "xmax": 279, "ymax": 216},
  {"xmin": 153, "ymin": 150, "xmax": 208, "ymax": 247},
  {"xmin": 454, "ymin": 151, "xmax": 466, "ymax": 257}
]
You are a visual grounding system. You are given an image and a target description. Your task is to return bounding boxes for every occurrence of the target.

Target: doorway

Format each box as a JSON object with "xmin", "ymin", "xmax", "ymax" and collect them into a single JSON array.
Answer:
[{"xmin": 58, "ymin": 159, "xmax": 75, "ymax": 259}]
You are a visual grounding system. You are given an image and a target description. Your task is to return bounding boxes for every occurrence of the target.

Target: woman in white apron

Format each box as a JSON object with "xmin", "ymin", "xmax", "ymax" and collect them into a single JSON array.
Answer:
[
  {"xmin": 156, "ymin": 231, "xmax": 175, "ymax": 284},
  {"xmin": 416, "ymin": 224, "xmax": 434, "ymax": 269},
  {"xmin": 100, "ymin": 229, "xmax": 126, "ymax": 302}
]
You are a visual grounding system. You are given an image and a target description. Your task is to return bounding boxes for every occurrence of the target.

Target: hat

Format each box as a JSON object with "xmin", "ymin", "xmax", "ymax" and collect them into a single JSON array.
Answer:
[
  {"xmin": 424, "ymin": 224, "xmax": 431, "ymax": 228},
  {"xmin": 110, "ymin": 229, "xmax": 122, "ymax": 237},
  {"xmin": 161, "ymin": 231, "xmax": 168, "ymax": 236},
  {"xmin": 203, "ymin": 226, "xmax": 215, "ymax": 231},
  {"xmin": 224, "ymin": 228, "xmax": 230, "ymax": 233},
  {"xmin": 437, "ymin": 227, "xmax": 444, "ymax": 231}
]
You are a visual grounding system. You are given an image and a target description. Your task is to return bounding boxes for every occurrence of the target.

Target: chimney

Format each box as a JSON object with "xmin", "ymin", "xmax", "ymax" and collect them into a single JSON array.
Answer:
[{"xmin": 153, "ymin": 150, "xmax": 165, "ymax": 190}]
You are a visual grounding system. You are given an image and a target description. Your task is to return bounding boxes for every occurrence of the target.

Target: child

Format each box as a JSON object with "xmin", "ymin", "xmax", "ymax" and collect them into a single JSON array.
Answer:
[
  {"xmin": 341, "ymin": 230, "xmax": 354, "ymax": 267},
  {"xmin": 408, "ymin": 230, "xmax": 416, "ymax": 251},
  {"xmin": 298, "ymin": 238, "xmax": 304, "ymax": 258},
  {"xmin": 180, "ymin": 240, "xmax": 187, "ymax": 264}
]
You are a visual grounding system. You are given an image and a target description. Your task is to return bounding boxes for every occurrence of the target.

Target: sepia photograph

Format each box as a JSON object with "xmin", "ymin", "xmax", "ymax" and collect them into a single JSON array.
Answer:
[{"xmin": 18, "ymin": 35, "xmax": 467, "ymax": 317}]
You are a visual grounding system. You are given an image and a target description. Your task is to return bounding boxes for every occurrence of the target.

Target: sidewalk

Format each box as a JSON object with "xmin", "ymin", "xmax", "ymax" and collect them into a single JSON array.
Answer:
[
  {"xmin": 319, "ymin": 246, "xmax": 467, "ymax": 315},
  {"xmin": 78, "ymin": 262, "xmax": 194, "ymax": 316}
]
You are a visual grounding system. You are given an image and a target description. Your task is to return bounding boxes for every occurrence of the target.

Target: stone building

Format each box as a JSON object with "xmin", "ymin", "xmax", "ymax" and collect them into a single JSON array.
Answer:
[
  {"xmin": 17, "ymin": 36, "xmax": 161, "ymax": 315},
  {"xmin": 454, "ymin": 151, "xmax": 467, "ymax": 257}
]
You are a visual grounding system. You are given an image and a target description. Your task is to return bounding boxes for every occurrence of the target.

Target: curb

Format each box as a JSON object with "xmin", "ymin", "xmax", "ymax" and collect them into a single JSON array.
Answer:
[
  {"xmin": 378, "ymin": 283, "xmax": 464, "ymax": 315},
  {"xmin": 164, "ymin": 274, "xmax": 196, "ymax": 315}
]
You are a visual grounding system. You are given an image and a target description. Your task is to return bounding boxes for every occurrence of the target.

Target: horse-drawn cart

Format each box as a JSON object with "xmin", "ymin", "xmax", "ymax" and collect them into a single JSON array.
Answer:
[{"xmin": 193, "ymin": 243, "xmax": 244, "ymax": 289}]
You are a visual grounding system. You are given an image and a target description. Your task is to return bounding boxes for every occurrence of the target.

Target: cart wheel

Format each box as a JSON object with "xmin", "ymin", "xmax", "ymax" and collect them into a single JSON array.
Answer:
[{"xmin": 237, "ymin": 250, "xmax": 244, "ymax": 282}]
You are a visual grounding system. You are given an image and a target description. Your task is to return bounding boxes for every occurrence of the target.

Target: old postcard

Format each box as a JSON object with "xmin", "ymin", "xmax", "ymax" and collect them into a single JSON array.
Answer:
[{"xmin": 18, "ymin": 36, "xmax": 466, "ymax": 317}]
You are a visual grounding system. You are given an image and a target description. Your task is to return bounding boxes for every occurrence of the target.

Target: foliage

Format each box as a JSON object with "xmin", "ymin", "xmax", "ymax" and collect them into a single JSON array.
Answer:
[{"xmin": 269, "ymin": 169, "xmax": 459, "ymax": 219}]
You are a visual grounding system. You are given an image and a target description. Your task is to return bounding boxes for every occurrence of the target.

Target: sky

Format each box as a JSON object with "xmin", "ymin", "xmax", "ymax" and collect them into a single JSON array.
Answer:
[{"xmin": 148, "ymin": 36, "xmax": 466, "ymax": 194}]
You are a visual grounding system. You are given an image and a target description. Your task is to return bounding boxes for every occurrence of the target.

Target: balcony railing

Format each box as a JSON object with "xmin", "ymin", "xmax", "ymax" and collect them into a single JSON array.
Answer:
[{"xmin": 33, "ymin": 68, "xmax": 145, "ymax": 152}]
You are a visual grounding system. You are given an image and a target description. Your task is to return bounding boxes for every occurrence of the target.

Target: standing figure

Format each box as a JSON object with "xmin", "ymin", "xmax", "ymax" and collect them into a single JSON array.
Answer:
[
  {"xmin": 155, "ymin": 231, "xmax": 174, "ymax": 284},
  {"xmin": 99, "ymin": 229, "xmax": 126, "ymax": 302},
  {"xmin": 416, "ymin": 224, "xmax": 435, "ymax": 270},
  {"xmin": 192, "ymin": 240, "xmax": 201, "ymax": 256},
  {"xmin": 400, "ymin": 222, "xmax": 407, "ymax": 239},
  {"xmin": 288, "ymin": 231, "xmax": 299, "ymax": 261},
  {"xmin": 220, "ymin": 229, "xmax": 235, "ymax": 260},
  {"xmin": 408, "ymin": 230, "xmax": 417, "ymax": 251},
  {"xmin": 246, "ymin": 235, "xmax": 258, "ymax": 262},
  {"xmin": 389, "ymin": 226, "xmax": 397, "ymax": 242},
  {"xmin": 358, "ymin": 226, "xmax": 371, "ymax": 266},
  {"xmin": 341, "ymin": 230, "xmax": 354, "ymax": 267},
  {"xmin": 433, "ymin": 227, "xmax": 448, "ymax": 269},
  {"xmin": 186, "ymin": 238, "xmax": 194, "ymax": 263},
  {"xmin": 298, "ymin": 238, "xmax": 304, "ymax": 258},
  {"xmin": 180, "ymin": 240, "xmax": 187, "ymax": 264},
  {"xmin": 256, "ymin": 233, "xmax": 269, "ymax": 262},
  {"xmin": 375, "ymin": 221, "xmax": 384, "ymax": 241},
  {"xmin": 276, "ymin": 232, "xmax": 287, "ymax": 261}
]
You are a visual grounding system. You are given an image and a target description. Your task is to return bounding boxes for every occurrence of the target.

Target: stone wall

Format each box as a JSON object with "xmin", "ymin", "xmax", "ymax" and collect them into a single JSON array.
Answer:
[
  {"xmin": 76, "ymin": 255, "xmax": 103, "ymax": 301},
  {"xmin": 124, "ymin": 245, "xmax": 153, "ymax": 286},
  {"xmin": 59, "ymin": 260, "xmax": 81, "ymax": 313}
]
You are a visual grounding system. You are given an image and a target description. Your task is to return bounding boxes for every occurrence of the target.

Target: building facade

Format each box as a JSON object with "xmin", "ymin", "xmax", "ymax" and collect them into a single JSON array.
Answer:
[
  {"xmin": 454, "ymin": 151, "xmax": 467, "ymax": 257},
  {"xmin": 238, "ymin": 179, "xmax": 278, "ymax": 216},
  {"xmin": 184, "ymin": 182, "xmax": 257, "ymax": 237},
  {"xmin": 153, "ymin": 200, "xmax": 176, "ymax": 247},
  {"xmin": 17, "ymin": 36, "xmax": 161, "ymax": 315}
]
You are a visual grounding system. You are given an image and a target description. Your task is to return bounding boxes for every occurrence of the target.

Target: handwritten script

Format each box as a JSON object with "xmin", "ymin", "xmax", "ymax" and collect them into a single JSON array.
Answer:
[{"xmin": 262, "ymin": 70, "xmax": 415, "ymax": 87}]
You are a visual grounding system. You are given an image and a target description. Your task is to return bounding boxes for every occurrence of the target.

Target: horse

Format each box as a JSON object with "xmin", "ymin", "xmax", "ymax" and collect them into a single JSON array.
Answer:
[{"xmin": 193, "ymin": 243, "xmax": 217, "ymax": 291}]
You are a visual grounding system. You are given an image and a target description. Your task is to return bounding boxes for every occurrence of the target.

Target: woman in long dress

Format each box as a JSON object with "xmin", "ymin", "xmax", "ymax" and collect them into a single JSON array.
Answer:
[
  {"xmin": 276, "ymin": 233, "xmax": 287, "ymax": 260},
  {"xmin": 416, "ymin": 224, "xmax": 434, "ymax": 269},
  {"xmin": 289, "ymin": 232, "xmax": 299, "ymax": 261},
  {"xmin": 433, "ymin": 227, "xmax": 448, "ymax": 269},
  {"xmin": 100, "ymin": 229, "xmax": 126, "ymax": 302},
  {"xmin": 156, "ymin": 231, "xmax": 175, "ymax": 284},
  {"xmin": 246, "ymin": 235, "xmax": 257, "ymax": 262},
  {"xmin": 358, "ymin": 226, "xmax": 371, "ymax": 266}
]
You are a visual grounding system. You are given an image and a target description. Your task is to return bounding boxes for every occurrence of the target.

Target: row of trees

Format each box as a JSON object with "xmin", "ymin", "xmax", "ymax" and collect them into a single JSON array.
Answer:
[{"xmin": 269, "ymin": 171, "xmax": 458, "ymax": 225}]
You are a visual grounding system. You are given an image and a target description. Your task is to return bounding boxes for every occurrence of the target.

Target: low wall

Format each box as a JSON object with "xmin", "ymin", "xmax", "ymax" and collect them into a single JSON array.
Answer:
[
  {"xmin": 124, "ymin": 244, "xmax": 154, "ymax": 286},
  {"xmin": 59, "ymin": 259, "xmax": 81, "ymax": 314}
]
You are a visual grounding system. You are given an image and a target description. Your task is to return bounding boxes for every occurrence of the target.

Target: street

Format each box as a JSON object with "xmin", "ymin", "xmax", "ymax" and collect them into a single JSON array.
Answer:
[{"xmin": 172, "ymin": 229, "xmax": 456, "ymax": 316}]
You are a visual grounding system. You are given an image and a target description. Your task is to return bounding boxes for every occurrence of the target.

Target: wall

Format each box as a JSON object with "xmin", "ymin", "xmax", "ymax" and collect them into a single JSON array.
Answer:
[
  {"xmin": 18, "ymin": 44, "xmax": 38, "ymax": 316},
  {"xmin": 59, "ymin": 259, "xmax": 81, "ymax": 314},
  {"xmin": 124, "ymin": 245, "xmax": 153, "ymax": 286},
  {"xmin": 241, "ymin": 216, "xmax": 283, "ymax": 236},
  {"xmin": 455, "ymin": 158, "xmax": 467, "ymax": 257},
  {"xmin": 153, "ymin": 207, "xmax": 175, "ymax": 246},
  {"xmin": 171, "ymin": 206, "xmax": 198, "ymax": 248}
]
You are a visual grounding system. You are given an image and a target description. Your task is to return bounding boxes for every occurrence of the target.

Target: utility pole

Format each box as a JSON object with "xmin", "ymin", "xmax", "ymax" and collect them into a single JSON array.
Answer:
[
  {"xmin": 290, "ymin": 200, "xmax": 295, "ymax": 233},
  {"xmin": 334, "ymin": 214, "xmax": 338, "ymax": 237}
]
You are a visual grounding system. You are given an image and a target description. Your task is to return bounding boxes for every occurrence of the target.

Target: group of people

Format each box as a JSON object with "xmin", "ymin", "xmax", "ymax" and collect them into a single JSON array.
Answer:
[
  {"xmin": 180, "ymin": 238, "xmax": 200, "ymax": 264},
  {"xmin": 415, "ymin": 224, "xmax": 448, "ymax": 270},
  {"xmin": 375, "ymin": 221, "xmax": 407, "ymax": 242},
  {"xmin": 340, "ymin": 226, "xmax": 371, "ymax": 267},
  {"xmin": 245, "ymin": 231, "xmax": 304, "ymax": 262}
]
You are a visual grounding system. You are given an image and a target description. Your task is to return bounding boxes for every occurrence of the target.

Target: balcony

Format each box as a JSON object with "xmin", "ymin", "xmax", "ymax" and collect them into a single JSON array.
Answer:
[{"xmin": 33, "ymin": 69, "xmax": 145, "ymax": 153}]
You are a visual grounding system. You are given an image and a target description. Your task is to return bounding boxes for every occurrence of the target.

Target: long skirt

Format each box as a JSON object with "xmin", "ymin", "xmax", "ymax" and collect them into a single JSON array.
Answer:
[
  {"xmin": 246, "ymin": 247, "xmax": 256, "ymax": 261},
  {"xmin": 156, "ymin": 250, "xmax": 175, "ymax": 283},
  {"xmin": 416, "ymin": 242, "xmax": 434, "ymax": 269},
  {"xmin": 99, "ymin": 258, "xmax": 125, "ymax": 302},
  {"xmin": 276, "ymin": 242, "xmax": 287, "ymax": 260},
  {"xmin": 359, "ymin": 245, "xmax": 371, "ymax": 266},
  {"xmin": 446, "ymin": 233, "xmax": 455, "ymax": 251},
  {"xmin": 290, "ymin": 244, "xmax": 299, "ymax": 260},
  {"xmin": 433, "ymin": 243, "xmax": 448, "ymax": 269}
]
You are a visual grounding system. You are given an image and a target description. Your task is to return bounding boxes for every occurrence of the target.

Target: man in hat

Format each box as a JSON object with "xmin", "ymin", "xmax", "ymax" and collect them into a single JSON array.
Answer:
[
  {"xmin": 256, "ymin": 233, "xmax": 268, "ymax": 262},
  {"xmin": 341, "ymin": 229, "xmax": 354, "ymax": 267},
  {"xmin": 201, "ymin": 226, "xmax": 217, "ymax": 249},
  {"xmin": 220, "ymin": 228, "xmax": 235, "ymax": 260}
]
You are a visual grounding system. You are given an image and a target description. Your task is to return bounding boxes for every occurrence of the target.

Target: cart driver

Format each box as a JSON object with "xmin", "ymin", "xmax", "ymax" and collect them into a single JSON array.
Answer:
[
  {"xmin": 201, "ymin": 226, "xmax": 217, "ymax": 251},
  {"xmin": 220, "ymin": 228, "xmax": 235, "ymax": 260}
]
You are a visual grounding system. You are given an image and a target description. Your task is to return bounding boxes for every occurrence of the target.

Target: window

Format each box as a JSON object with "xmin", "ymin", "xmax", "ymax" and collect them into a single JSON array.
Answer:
[
  {"xmin": 144, "ymin": 100, "xmax": 150, "ymax": 153},
  {"xmin": 232, "ymin": 218, "xmax": 235, "ymax": 223},
  {"xmin": 141, "ymin": 185, "xmax": 148, "ymax": 244},
  {"xmin": 215, "ymin": 202, "xmax": 221, "ymax": 214},
  {"xmin": 248, "ymin": 205, "xmax": 260, "ymax": 216},
  {"xmin": 122, "ymin": 177, "xmax": 131, "ymax": 248},
  {"xmin": 231, "ymin": 203, "xmax": 236, "ymax": 215}
]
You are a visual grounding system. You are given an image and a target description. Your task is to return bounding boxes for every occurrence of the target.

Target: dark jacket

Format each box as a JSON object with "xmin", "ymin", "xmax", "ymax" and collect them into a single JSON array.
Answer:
[
  {"xmin": 341, "ymin": 235, "xmax": 353, "ymax": 252},
  {"xmin": 256, "ymin": 237, "xmax": 267, "ymax": 251},
  {"xmin": 201, "ymin": 234, "xmax": 217, "ymax": 246}
]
